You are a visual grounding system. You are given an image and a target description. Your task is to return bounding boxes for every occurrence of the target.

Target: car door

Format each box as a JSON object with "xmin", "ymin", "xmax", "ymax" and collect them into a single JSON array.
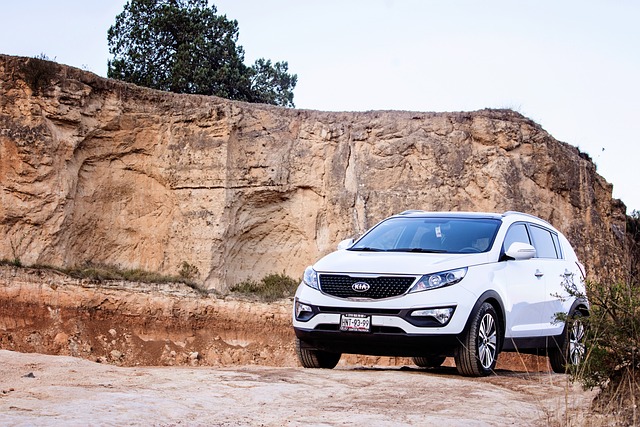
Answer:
[
  {"xmin": 527, "ymin": 225, "xmax": 572, "ymax": 336},
  {"xmin": 498, "ymin": 222, "xmax": 548, "ymax": 338}
]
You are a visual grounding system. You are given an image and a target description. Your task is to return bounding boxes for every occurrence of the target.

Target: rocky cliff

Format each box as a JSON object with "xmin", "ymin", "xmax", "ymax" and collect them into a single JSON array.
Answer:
[{"xmin": 0, "ymin": 54, "xmax": 630, "ymax": 289}]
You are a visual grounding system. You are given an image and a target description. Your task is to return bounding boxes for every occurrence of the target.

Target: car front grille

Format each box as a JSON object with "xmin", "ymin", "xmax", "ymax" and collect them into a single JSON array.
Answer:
[{"xmin": 319, "ymin": 274, "xmax": 416, "ymax": 299}]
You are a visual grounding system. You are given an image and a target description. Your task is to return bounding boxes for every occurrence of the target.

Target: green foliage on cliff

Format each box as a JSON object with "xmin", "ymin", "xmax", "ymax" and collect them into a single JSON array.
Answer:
[
  {"xmin": 107, "ymin": 0, "xmax": 297, "ymax": 107},
  {"xmin": 230, "ymin": 272, "xmax": 299, "ymax": 302}
]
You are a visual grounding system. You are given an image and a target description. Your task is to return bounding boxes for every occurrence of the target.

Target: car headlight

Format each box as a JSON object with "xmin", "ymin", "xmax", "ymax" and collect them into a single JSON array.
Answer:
[
  {"xmin": 303, "ymin": 266, "xmax": 319, "ymax": 290},
  {"xmin": 410, "ymin": 267, "xmax": 467, "ymax": 293}
]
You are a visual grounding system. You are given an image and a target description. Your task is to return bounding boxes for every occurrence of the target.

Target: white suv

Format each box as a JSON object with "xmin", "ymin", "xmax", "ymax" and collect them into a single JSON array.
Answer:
[{"xmin": 293, "ymin": 211, "xmax": 589, "ymax": 376}]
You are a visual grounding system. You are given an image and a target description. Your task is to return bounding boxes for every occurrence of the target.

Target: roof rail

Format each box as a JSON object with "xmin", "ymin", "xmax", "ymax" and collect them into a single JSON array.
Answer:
[
  {"xmin": 398, "ymin": 210, "xmax": 427, "ymax": 215},
  {"xmin": 503, "ymin": 211, "xmax": 552, "ymax": 225}
]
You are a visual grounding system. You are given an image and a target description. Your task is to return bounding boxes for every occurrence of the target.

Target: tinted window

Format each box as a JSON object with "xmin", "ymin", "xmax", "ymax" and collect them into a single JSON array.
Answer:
[
  {"xmin": 551, "ymin": 233, "xmax": 563, "ymax": 259},
  {"xmin": 503, "ymin": 223, "xmax": 530, "ymax": 252},
  {"xmin": 529, "ymin": 225, "xmax": 558, "ymax": 259}
]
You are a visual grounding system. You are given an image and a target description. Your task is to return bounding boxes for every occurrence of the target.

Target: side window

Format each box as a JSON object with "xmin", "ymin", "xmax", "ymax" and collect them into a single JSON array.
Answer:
[
  {"xmin": 529, "ymin": 225, "xmax": 558, "ymax": 259},
  {"xmin": 503, "ymin": 223, "xmax": 530, "ymax": 252},
  {"xmin": 551, "ymin": 233, "xmax": 563, "ymax": 259}
]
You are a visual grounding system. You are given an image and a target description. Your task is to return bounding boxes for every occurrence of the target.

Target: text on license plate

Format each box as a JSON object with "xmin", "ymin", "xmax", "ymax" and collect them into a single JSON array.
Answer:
[{"xmin": 340, "ymin": 314, "xmax": 371, "ymax": 332}]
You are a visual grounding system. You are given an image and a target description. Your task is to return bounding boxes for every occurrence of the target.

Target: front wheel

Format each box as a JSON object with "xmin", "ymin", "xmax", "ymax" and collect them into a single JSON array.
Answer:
[
  {"xmin": 295, "ymin": 337, "xmax": 341, "ymax": 369},
  {"xmin": 454, "ymin": 302, "xmax": 501, "ymax": 377},
  {"xmin": 549, "ymin": 310, "xmax": 586, "ymax": 373}
]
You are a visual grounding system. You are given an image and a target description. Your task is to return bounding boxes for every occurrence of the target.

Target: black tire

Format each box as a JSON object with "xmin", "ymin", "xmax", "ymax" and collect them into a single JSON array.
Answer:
[
  {"xmin": 549, "ymin": 311, "xmax": 586, "ymax": 373},
  {"xmin": 295, "ymin": 337, "xmax": 341, "ymax": 369},
  {"xmin": 454, "ymin": 302, "xmax": 500, "ymax": 377},
  {"xmin": 413, "ymin": 356, "xmax": 446, "ymax": 368}
]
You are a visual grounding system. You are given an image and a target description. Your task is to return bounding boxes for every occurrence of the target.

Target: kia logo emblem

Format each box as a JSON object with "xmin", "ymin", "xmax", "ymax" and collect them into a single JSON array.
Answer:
[{"xmin": 352, "ymin": 282, "xmax": 370, "ymax": 292}]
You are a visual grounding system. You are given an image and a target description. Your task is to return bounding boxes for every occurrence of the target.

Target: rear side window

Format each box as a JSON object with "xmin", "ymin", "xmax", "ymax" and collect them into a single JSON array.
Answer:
[
  {"xmin": 503, "ymin": 223, "xmax": 530, "ymax": 252},
  {"xmin": 529, "ymin": 225, "xmax": 559, "ymax": 259},
  {"xmin": 551, "ymin": 233, "xmax": 564, "ymax": 259}
]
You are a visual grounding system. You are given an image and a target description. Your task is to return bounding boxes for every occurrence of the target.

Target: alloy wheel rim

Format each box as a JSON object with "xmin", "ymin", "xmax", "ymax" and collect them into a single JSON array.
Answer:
[
  {"xmin": 569, "ymin": 319, "xmax": 586, "ymax": 365},
  {"xmin": 478, "ymin": 313, "xmax": 497, "ymax": 369}
]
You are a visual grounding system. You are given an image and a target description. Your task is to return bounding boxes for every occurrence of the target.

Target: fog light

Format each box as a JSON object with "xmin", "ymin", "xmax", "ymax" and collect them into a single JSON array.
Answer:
[
  {"xmin": 295, "ymin": 300, "xmax": 313, "ymax": 320},
  {"xmin": 411, "ymin": 308, "xmax": 454, "ymax": 325}
]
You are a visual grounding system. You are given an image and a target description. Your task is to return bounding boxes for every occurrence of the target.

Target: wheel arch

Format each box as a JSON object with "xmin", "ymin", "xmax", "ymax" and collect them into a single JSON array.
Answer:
[
  {"xmin": 548, "ymin": 300, "xmax": 589, "ymax": 373},
  {"xmin": 463, "ymin": 290, "xmax": 506, "ymax": 352},
  {"xmin": 554, "ymin": 298, "xmax": 590, "ymax": 348},
  {"xmin": 570, "ymin": 298, "xmax": 590, "ymax": 317}
]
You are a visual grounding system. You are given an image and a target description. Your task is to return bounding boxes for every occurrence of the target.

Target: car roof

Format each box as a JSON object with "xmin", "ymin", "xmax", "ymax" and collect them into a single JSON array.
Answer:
[
  {"xmin": 394, "ymin": 210, "xmax": 504, "ymax": 220},
  {"xmin": 393, "ymin": 210, "xmax": 553, "ymax": 227}
]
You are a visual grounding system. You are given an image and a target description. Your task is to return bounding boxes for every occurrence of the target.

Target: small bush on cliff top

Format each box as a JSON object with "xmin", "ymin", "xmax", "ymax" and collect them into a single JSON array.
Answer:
[
  {"xmin": 19, "ymin": 54, "xmax": 59, "ymax": 94},
  {"xmin": 230, "ymin": 272, "xmax": 298, "ymax": 302}
]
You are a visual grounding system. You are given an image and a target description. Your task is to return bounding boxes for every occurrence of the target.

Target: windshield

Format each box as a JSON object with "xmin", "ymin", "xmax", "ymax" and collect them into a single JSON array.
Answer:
[{"xmin": 350, "ymin": 217, "xmax": 501, "ymax": 254}]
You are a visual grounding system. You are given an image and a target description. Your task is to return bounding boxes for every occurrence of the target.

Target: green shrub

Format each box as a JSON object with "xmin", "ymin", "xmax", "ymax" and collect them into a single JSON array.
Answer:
[
  {"xmin": 579, "ymin": 281, "xmax": 639, "ymax": 379},
  {"xmin": 230, "ymin": 272, "xmax": 299, "ymax": 302},
  {"xmin": 571, "ymin": 279, "xmax": 639, "ymax": 424},
  {"xmin": 178, "ymin": 261, "xmax": 200, "ymax": 280},
  {"xmin": 61, "ymin": 263, "xmax": 174, "ymax": 283},
  {"xmin": 558, "ymin": 211, "xmax": 640, "ymax": 424}
]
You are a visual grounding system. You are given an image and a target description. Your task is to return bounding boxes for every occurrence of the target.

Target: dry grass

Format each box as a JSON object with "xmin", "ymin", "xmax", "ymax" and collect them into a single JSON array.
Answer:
[{"xmin": 230, "ymin": 272, "xmax": 299, "ymax": 302}]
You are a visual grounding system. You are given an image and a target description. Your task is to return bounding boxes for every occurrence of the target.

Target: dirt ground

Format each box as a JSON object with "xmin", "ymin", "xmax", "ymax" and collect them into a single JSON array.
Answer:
[{"xmin": 0, "ymin": 349, "xmax": 596, "ymax": 427}]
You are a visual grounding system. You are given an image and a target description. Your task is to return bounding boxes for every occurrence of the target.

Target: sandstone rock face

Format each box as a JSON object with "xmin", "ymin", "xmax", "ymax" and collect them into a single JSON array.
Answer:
[{"xmin": 0, "ymin": 55, "xmax": 630, "ymax": 289}]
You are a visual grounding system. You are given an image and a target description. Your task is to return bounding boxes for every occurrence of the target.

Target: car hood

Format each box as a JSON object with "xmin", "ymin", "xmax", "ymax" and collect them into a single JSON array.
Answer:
[{"xmin": 313, "ymin": 250, "xmax": 491, "ymax": 276}]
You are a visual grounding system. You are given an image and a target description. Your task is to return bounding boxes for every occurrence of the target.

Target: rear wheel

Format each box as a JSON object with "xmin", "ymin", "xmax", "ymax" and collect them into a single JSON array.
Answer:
[
  {"xmin": 413, "ymin": 356, "xmax": 446, "ymax": 368},
  {"xmin": 549, "ymin": 310, "xmax": 586, "ymax": 373},
  {"xmin": 295, "ymin": 337, "xmax": 341, "ymax": 369},
  {"xmin": 454, "ymin": 302, "xmax": 500, "ymax": 377}
]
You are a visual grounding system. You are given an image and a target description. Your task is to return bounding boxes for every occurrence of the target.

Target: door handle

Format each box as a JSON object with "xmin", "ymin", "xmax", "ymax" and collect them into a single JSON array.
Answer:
[{"xmin": 535, "ymin": 269, "xmax": 544, "ymax": 278}]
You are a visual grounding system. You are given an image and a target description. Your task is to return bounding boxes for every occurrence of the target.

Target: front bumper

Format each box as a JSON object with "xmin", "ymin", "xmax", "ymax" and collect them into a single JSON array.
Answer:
[
  {"xmin": 294, "ymin": 326, "xmax": 461, "ymax": 357},
  {"xmin": 292, "ymin": 283, "xmax": 477, "ymax": 357}
]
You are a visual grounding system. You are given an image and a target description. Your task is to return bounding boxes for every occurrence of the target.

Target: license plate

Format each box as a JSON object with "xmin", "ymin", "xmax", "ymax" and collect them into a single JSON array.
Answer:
[{"xmin": 340, "ymin": 314, "xmax": 371, "ymax": 332}]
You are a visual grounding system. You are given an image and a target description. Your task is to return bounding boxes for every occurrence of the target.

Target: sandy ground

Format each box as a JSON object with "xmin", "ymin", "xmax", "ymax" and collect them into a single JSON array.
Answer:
[{"xmin": 0, "ymin": 350, "xmax": 596, "ymax": 427}]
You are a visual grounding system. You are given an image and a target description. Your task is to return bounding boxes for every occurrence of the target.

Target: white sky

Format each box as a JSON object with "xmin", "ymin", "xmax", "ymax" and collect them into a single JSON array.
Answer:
[{"xmin": 1, "ymin": 0, "xmax": 638, "ymax": 213}]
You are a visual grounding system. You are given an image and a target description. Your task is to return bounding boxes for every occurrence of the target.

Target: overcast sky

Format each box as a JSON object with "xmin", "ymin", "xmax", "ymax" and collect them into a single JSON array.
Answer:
[{"xmin": 1, "ymin": 0, "xmax": 638, "ymax": 213}]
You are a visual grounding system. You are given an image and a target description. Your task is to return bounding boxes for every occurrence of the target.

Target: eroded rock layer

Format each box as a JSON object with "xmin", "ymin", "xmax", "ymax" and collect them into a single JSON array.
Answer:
[
  {"xmin": 0, "ymin": 55, "xmax": 629, "ymax": 289},
  {"xmin": 0, "ymin": 265, "xmax": 551, "ymax": 371}
]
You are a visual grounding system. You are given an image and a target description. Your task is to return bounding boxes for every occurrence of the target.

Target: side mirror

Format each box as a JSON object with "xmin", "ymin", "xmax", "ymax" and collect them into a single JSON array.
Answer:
[
  {"xmin": 337, "ymin": 238, "xmax": 355, "ymax": 250},
  {"xmin": 505, "ymin": 242, "xmax": 536, "ymax": 260}
]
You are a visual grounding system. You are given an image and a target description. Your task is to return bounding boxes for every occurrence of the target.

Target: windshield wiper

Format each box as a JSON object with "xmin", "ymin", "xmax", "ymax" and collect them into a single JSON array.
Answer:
[
  {"xmin": 387, "ymin": 248, "xmax": 448, "ymax": 253},
  {"xmin": 349, "ymin": 247, "xmax": 386, "ymax": 252}
]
